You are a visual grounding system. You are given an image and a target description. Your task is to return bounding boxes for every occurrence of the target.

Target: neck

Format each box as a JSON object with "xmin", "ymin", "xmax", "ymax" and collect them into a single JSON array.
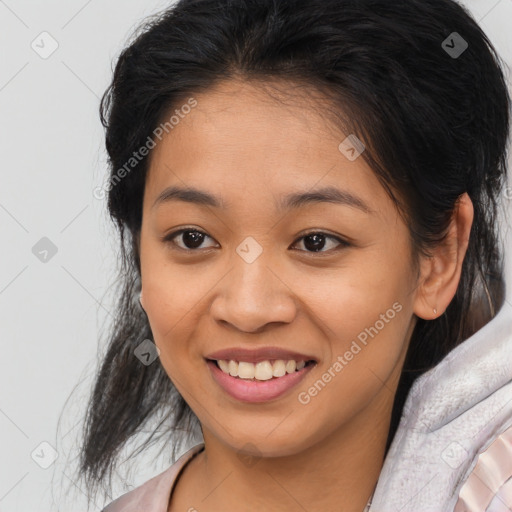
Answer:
[{"xmin": 172, "ymin": 387, "xmax": 393, "ymax": 512}]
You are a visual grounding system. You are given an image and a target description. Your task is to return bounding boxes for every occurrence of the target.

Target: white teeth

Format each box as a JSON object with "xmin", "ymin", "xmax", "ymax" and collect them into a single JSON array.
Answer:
[
  {"xmin": 228, "ymin": 360, "xmax": 238, "ymax": 377},
  {"xmin": 285, "ymin": 360, "xmax": 296, "ymax": 373},
  {"xmin": 216, "ymin": 359, "xmax": 310, "ymax": 380},
  {"xmin": 254, "ymin": 361, "xmax": 273, "ymax": 380},
  {"xmin": 218, "ymin": 360, "xmax": 230, "ymax": 373},
  {"xmin": 238, "ymin": 361, "xmax": 255, "ymax": 379},
  {"xmin": 272, "ymin": 360, "xmax": 286, "ymax": 377}
]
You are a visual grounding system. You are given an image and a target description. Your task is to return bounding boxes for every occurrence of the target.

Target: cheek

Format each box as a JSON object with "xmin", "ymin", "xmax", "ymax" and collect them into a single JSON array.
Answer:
[
  {"xmin": 299, "ymin": 250, "xmax": 412, "ymax": 387},
  {"xmin": 304, "ymin": 258, "xmax": 408, "ymax": 340},
  {"xmin": 139, "ymin": 250, "xmax": 204, "ymax": 369},
  {"xmin": 291, "ymin": 277, "xmax": 411, "ymax": 438}
]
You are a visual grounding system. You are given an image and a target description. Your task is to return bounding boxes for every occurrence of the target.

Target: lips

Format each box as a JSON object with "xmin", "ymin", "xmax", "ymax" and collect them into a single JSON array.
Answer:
[
  {"xmin": 206, "ymin": 359, "xmax": 315, "ymax": 402},
  {"xmin": 204, "ymin": 346, "xmax": 318, "ymax": 402},
  {"xmin": 204, "ymin": 346, "xmax": 318, "ymax": 364}
]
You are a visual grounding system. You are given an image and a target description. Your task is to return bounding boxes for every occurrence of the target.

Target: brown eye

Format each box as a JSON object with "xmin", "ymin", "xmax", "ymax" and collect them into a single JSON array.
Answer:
[
  {"xmin": 291, "ymin": 232, "xmax": 350, "ymax": 253},
  {"xmin": 163, "ymin": 228, "xmax": 217, "ymax": 251}
]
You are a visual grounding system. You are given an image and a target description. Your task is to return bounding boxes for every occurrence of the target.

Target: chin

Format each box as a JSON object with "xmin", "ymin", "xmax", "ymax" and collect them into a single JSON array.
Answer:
[{"xmin": 214, "ymin": 427, "xmax": 315, "ymax": 459}]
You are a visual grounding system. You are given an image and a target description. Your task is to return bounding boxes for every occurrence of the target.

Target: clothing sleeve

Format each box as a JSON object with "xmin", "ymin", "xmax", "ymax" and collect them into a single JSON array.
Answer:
[
  {"xmin": 487, "ymin": 476, "xmax": 512, "ymax": 512},
  {"xmin": 454, "ymin": 424, "xmax": 512, "ymax": 512}
]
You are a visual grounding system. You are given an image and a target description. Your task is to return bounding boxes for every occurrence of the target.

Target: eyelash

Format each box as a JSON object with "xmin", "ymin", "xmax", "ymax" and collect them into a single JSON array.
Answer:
[{"xmin": 161, "ymin": 227, "xmax": 351, "ymax": 255}]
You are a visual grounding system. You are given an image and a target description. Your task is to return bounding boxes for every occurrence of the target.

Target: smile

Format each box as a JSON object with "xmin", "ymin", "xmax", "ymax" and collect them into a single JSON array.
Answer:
[
  {"xmin": 215, "ymin": 358, "xmax": 314, "ymax": 380},
  {"xmin": 206, "ymin": 359, "xmax": 317, "ymax": 403}
]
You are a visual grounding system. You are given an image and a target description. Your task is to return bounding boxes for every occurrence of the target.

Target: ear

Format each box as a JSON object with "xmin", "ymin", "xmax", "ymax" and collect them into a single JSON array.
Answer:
[{"xmin": 413, "ymin": 192, "xmax": 474, "ymax": 320}]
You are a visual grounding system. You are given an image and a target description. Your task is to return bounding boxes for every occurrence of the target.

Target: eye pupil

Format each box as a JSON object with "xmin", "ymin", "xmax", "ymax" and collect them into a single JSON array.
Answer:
[
  {"xmin": 304, "ymin": 233, "xmax": 326, "ymax": 252},
  {"xmin": 182, "ymin": 230, "xmax": 204, "ymax": 249}
]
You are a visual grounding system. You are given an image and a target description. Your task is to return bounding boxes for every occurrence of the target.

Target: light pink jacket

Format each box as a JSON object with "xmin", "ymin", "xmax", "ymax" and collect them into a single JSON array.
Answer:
[
  {"xmin": 102, "ymin": 426, "xmax": 512, "ymax": 511},
  {"xmin": 102, "ymin": 443, "xmax": 205, "ymax": 512}
]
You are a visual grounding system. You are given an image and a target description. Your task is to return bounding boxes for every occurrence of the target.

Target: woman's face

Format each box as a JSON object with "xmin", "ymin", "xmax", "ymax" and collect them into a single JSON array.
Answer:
[{"xmin": 139, "ymin": 79, "xmax": 421, "ymax": 457}]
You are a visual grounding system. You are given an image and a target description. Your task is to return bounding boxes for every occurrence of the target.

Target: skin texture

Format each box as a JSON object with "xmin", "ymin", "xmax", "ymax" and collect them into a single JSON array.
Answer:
[{"xmin": 137, "ymin": 78, "xmax": 474, "ymax": 512}]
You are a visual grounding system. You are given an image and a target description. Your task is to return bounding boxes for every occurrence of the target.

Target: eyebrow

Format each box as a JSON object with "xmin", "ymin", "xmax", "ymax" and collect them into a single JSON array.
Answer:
[{"xmin": 152, "ymin": 185, "xmax": 374, "ymax": 214}]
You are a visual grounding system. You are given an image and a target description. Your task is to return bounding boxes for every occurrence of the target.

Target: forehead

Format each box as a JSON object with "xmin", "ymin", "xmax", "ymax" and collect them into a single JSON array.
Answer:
[
  {"xmin": 157, "ymin": 79, "xmax": 342, "ymax": 150},
  {"xmin": 143, "ymin": 78, "xmax": 387, "ymax": 217}
]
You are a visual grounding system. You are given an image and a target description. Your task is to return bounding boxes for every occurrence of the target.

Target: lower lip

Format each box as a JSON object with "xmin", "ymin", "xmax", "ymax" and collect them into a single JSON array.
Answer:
[{"xmin": 206, "ymin": 360, "xmax": 315, "ymax": 403}]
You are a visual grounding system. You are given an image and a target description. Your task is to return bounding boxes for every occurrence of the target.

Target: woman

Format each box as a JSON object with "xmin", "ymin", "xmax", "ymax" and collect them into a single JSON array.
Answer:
[{"xmin": 76, "ymin": 0, "xmax": 512, "ymax": 510}]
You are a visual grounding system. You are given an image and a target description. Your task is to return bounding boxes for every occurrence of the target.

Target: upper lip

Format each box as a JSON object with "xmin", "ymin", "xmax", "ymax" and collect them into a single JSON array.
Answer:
[{"xmin": 205, "ymin": 347, "xmax": 317, "ymax": 363}]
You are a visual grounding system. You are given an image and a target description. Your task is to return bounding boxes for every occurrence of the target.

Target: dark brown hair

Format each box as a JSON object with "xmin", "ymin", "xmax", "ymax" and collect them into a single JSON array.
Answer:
[{"xmin": 69, "ymin": 0, "xmax": 510, "ymax": 508}]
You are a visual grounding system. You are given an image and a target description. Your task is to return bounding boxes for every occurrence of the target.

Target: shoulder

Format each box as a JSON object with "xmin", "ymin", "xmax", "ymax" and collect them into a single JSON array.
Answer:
[
  {"xmin": 102, "ymin": 443, "xmax": 205, "ymax": 512},
  {"xmin": 454, "ymin": 424, "xmax": 512, "ymax": 512}
]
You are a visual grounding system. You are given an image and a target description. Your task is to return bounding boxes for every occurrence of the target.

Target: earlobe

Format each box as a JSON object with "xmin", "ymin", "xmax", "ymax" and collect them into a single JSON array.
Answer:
[
  {"xmin": 414, "ymin": 256, "xmax": 443, "ymax": 320},
  {"xmin": 413, "ymin": 192, "xmax": 474, "ymax": 321}
]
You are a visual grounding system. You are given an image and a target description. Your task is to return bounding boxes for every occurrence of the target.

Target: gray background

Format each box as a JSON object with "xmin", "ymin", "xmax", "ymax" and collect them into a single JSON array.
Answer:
[{"xmin": 0, "ymin": 1, "xmax": 511, "ymax": 511}]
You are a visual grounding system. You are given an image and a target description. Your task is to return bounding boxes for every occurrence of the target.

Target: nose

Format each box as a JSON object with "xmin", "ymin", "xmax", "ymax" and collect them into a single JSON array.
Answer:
[{"xmin": 209, "ymin": 253, "xmax": 298, "ymax": 334}]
